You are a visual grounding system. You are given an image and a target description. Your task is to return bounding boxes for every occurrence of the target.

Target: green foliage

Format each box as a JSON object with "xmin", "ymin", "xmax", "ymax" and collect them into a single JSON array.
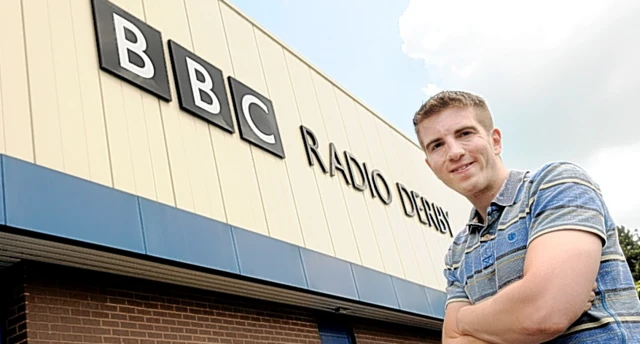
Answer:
[{"xmin": 618, "ymin": 225, "xmax": 640, "ymax": 297}]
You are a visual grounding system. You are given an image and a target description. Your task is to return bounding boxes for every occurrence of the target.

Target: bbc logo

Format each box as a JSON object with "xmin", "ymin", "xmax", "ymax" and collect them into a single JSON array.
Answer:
[{"xmin": 91, "ymin": 0, "xmax": 285, "ymax": 158}]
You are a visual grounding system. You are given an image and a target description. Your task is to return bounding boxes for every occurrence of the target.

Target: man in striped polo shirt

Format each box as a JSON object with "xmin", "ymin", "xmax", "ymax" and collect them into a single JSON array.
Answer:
[{"xmin": 413, "ymin": 91, "xmax": 640, "ymax": 343}]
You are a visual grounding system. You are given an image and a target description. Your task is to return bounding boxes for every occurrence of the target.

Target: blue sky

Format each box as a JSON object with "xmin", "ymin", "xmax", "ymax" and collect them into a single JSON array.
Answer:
[
  {"xmin": 228, "ymin": 0, "xmax": 640, "ymax": 230},
  {"xmin": 227, "ymin": 0, "xmax": 422, "ymax": 140}
]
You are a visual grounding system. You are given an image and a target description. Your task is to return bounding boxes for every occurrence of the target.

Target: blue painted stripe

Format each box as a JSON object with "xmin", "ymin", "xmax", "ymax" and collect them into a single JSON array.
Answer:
[
  {"xmin": 300, "ymin": 248, "xmax": 359, "ymax": 300},
  {"xmin": 0, "ymin": 154, "xmax": 448, "ymax": 320},
  {"xmin": 139, "ymin": 198, "xmax": 238, "ymax": 273},
  {"xmin": 392, "ymin": 277, "xmax": 433, "ymax": 316},
  {"xmin": 425, "ymin": 286, "xmax": 447, "ymax": 318},
  {"xmin": 351, "ymin": 264, "xmax": 399, "ymax": 309},
  {"xmin": 2, "ymin": 155, "xmax": 144, "ymax": 253},
  {"xmin": 232, "ymin": 226, "xmax": 307, "ymax": 289}
]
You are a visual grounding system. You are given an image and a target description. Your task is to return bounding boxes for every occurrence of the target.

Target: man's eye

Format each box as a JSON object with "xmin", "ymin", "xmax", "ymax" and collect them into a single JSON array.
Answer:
[
  {"xmin": 431, "ymin": 143, "xmax": 442, "ymax": 151},
  {"xmin": 460, "ymin": 131, "xmax": 473, "ymax": 137}
]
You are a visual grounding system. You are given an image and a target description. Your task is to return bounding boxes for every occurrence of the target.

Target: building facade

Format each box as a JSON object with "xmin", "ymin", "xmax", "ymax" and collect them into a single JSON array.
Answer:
[{"xmin": 0, "ymin": 0, "xmax": 471, "ymax": 343}]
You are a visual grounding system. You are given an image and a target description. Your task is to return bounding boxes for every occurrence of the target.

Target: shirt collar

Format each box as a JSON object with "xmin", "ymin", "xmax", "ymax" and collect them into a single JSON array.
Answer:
[
  {"xmin": 466, "ymin": 169, "xmax": 528, "ymax": 224},
  {"xmin": 493, "ymin": 169, "xmax": 527, "ymax": 206}
]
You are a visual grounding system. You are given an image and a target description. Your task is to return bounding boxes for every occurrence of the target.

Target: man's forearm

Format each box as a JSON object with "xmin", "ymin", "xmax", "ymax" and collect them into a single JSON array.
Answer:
[
  {"xmin": 444, "ymin": 335, "xmax": 495, "ymax": 344},
  {"xmin": 456, "ymin": 278, "xmax": 562, "ymax": 344}
]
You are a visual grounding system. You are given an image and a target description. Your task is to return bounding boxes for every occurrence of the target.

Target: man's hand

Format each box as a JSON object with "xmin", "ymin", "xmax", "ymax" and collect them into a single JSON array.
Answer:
[
  {"xmin": 585, "ymin": 282, "xmax": 597, "ymax": 312},
  {"xmin": 443, "ymin": 302, "xmax": 494, "ymax": 344}
]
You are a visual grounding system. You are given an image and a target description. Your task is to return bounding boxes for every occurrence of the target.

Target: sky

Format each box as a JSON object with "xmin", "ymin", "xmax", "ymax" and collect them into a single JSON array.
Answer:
[{"xmin": 228, "ymin": 0, "xmax": 640, "ymax": 230}]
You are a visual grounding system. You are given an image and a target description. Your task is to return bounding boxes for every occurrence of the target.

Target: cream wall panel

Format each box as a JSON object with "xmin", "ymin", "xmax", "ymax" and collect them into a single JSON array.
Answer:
[
  {"xmin": 354, "ymin": 104, "xmax": 424, "ymax": 284},
  {"xmin": 122, "ymin": 83, "xmax": 157, "ymax": 200},
  {"xmin": 333, "ymin": 90, "xmax": 405, "ymax": 278},
  {"xmin": 155, "ymin": 1, "xmax": 217, "ymax": 218},
  {"xmin": 415, "ymin": 149, "xmax": 453, "ymax": 288},
  {"xmin": 49, "ymin": 1, "xmax": 92, "ymax": 181},
  {"xmin": 111, "ymin": 0, "xmax": 157, "ymax": 200},
  {"xmin": 395, "ymin": 136, "xmax": 447, "ymax": 289},
  {"xmin": 185, "ymin": 0, "xmax": 251, "ymax": 223},
  {"xmin": 116, "ymin": 1, "xmax": 174, "ymax": 205},
  {"xmin": 141, "ymin": 95, "xmax": 175, "ymax": 206},
  {"xmin": 133, "ymin": 0, "xmax": 195, "ymax": 213},
  {"xmin": 285, "ymin": 53, "xmax": 365, "ymax": 263},
  {"xmin": 126, "ymin": 0, "xmax": 176, "ymax": 207},
  {"xmin": 402, "ymin": 140, "xmax": 448, "ymax": 289},
  {"xmin": 220, "ymin": 4, "xmax": 300, "ymax": 240},
  {"xmin": 0, "ymin": 1, "xmax": 34, "ymax": 162},
  {"xmin": 143, "ymin": 0, "xmax": 228, "ymax": 220},
  {"xmin": 210, "ymin": 4, "xmax": 270, "ymax": 234},
  {"xmin": 69, "ymin": 0, "xmax": 112, "ymax": 187},
  {"xmin": 254, "ymin": 31, "xmax": 331, "ymax": 251},
  {"xmin": 412, "ymin": 148, "xmax": 461, "ymax": 286},
  {"xmin": 94, "ymin": 0, "xmax": 137, "ymax": 194},
  {"xmin": 22, "ymin": 0, "xmax": 64, "ymax": 171},
  {"xmin": 110, "ymin": 0, "xmax": 168, "ymax": 203},
  {"xmin": 100, "ymin": 74, "xmax": 137, "ymax": 193},
  {"xmin": 311, "ymin": 72, "xmax": 384, "ymax": 269},
  {"xmin": 192, "ymin": 117, "xmax": 227, "ymax": 221},
  {"xmin": 376, "ymin": 120, "xmax": 442, "ymax": 288}
]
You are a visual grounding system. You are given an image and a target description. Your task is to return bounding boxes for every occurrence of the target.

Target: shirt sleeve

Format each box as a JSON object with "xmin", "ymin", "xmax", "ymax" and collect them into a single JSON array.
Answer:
[
  {"xmin": 527, "ymin": 162, "xmax": 608, "ymax": 246},
  {"xmin": 444, "ymin": 244, "xmax": 470, "ymax": 306}
]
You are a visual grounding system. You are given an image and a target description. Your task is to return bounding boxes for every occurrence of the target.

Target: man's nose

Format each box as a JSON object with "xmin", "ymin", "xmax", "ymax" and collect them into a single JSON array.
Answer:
[{"xmin": 447, "ymin": 141, "xmax": 465, "ymax": 161}]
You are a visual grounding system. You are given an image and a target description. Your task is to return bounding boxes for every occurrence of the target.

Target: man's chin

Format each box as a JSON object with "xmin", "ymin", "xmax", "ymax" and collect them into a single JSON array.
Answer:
[{"xmin": 452, "ymin": 182, "xmax": 478, "ymax": 198}]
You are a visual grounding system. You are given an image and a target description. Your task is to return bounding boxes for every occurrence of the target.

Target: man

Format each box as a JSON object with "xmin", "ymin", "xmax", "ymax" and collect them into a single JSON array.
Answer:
[{"xmin": 413, "ymin": 91, "xmax": 640, "ymax": 343}]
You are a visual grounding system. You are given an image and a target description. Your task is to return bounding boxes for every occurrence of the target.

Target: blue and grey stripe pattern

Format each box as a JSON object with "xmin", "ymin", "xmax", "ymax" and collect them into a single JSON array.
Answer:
[{"xmin": 444, "ymin": 162, "xmax": 640, "ymax": 343}]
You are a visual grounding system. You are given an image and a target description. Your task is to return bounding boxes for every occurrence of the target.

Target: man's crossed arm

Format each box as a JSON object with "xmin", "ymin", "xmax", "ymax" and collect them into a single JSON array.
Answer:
[{"xmin": 444, "ymin": 229, "xmax": 601, "ymax": 344}]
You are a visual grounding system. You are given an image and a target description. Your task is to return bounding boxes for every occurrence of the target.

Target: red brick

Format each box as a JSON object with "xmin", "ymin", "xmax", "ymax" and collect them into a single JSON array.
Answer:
[{"xmin": 7, "ymin": 262, "xmax": 441, "ymax": 344}]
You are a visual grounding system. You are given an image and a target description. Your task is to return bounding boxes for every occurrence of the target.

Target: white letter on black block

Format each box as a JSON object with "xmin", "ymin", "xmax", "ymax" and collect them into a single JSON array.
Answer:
[
  {"xmin": 113, "ymin": 13, "xmax": 154, "ymax": 78},
  {"xmin": 186, "ymin": 57, "xmax": 220, "ymax": 114}
]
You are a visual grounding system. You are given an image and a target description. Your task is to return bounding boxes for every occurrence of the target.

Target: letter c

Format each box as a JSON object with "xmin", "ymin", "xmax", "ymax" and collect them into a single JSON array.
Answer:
[{"xmin": 241, "ymin": 94, "xmax": 275, "ymax": 144}]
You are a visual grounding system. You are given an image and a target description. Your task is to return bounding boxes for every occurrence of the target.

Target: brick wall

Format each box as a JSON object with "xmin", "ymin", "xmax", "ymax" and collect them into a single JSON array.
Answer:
[
  {"xmin": 4, "ymin": 262, "xmax": 442, "ymax": 344},
  {"xmin": 1, "ymin": 264, "xmax": 28, "ymax": 344},
  {"xmin": 20, "ymin": 262, "xmax": 322, "ymax": 344}
]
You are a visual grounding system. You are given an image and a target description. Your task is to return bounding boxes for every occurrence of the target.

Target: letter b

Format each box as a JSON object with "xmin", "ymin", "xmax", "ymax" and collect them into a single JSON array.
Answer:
[
  {"xmin": 113, "ymin": 13, "xmax": 154, "ymax": 78},
  {"xmin": 91, "ymin": 0, "xmax": 171, "ymax": 101},
  {"xmin": 168, "ymin": 40, "xmax": 234, "ymax": 133}
]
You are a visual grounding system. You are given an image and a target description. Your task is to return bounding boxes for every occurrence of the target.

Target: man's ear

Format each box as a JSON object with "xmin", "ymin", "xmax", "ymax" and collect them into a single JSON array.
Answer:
[{"xmin": 491, "ymin": 128, "xmax": 503, "ymax": 155}]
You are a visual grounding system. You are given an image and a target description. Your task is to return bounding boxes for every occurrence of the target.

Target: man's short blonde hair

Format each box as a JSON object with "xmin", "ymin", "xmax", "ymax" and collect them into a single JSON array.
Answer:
[{"xmin": 413, "ymin": 91, "xmax": 494, "ymax": 147}]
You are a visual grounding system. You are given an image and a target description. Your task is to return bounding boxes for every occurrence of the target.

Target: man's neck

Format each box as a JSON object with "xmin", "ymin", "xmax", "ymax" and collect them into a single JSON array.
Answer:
[{"xmin": 469, "ymin": 168, "xmax": 510, "ymax": 223}]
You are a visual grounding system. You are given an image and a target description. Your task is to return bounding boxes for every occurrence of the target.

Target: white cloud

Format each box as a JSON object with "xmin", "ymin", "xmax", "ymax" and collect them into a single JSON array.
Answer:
[
  {"xmin": 585, "ymin": 142, "xmax": 640, "ymax": 228},
  {"xmin": 399, "ymin": 0, "xmax": 640, "ymax": 229},
  {"xmin": 399, "ymin": 0, "xmax": 614, "ymax": 77},
  {"xmin": 421, "ymin": 83, "xmax": 442, "ymax": 97}
]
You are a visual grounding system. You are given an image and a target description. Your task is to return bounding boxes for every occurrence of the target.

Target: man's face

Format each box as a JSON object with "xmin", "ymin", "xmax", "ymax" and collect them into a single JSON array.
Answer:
[{"xmin": 417, "ymin": 107, "xmax": 503, "ymax": 198}]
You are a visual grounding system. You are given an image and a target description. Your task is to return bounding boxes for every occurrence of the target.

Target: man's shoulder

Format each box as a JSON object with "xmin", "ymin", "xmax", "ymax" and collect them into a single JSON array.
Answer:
[
  {"xmin": 529, "ymin": 161, "xmax": 595, "ymax": 184},
  {"xmin": 526, "ymin": 161, "xmax": 601, "ymax": 194}
]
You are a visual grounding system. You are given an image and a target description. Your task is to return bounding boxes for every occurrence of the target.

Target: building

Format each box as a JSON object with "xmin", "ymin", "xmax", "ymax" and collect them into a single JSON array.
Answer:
[{"xmin": 0, "ymin": 0, "xmax": 471, "ymax": 343}]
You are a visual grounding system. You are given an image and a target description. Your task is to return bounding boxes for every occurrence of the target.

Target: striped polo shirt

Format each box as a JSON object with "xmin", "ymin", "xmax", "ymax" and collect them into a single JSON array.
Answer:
[{"xmin": 444, "ymin": 161, "xmax": 640, "ymax": 343}]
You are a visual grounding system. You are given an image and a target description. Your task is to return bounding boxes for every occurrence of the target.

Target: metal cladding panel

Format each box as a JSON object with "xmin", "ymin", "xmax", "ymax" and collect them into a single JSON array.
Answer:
[
  {"xmin": 392, "ymin": 276, "xmax": 434, "ymax": 316},
  {"xmin": 2, "ymin": 155, "xmax": 144, "ymax": 254},
  {"xmin": 232, "ymin": 227, "xmax": 307, "ymax": 289},
  {"xmin": 300, "ymin": 248, "xmax": 359, "ymax": 300},
  {"xmin": 0, "ymin": 153, "xmax": 448, "ymax": 321},
  {"xmin": 425, "ymin": 286, "xmax": 447, "ymax": 319},
  {"xmin": 140, "ymin": 198, "xmax": 239, "ymax": 274},
  {"xmin": 351, "ymin": 264, "xmax": 400, "ymax": 309}
]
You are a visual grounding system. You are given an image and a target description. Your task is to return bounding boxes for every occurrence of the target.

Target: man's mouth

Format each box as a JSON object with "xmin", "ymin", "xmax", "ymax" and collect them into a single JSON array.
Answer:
[{"xmin": 451, "ymin": 162, "xmax": 474, "ymax": 173}]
